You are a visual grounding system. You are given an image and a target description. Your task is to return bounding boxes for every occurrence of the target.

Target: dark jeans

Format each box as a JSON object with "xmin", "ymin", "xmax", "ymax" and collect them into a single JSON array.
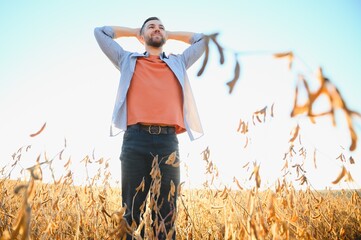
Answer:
[{"xmin": 120, "ymin": 124, "xmax": 180, "ymax": 240}]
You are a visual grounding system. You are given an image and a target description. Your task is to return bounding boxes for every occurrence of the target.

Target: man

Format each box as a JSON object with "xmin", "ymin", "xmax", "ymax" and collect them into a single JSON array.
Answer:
[{"xmin": 94, "ymin": 17, "xmax": 205, "ymax": 239}]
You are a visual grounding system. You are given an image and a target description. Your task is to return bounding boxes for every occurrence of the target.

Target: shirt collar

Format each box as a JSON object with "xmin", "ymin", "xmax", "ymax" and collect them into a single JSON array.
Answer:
[{"xmin": 142, "ymin": 51, "xmax": 168, "ymax": 59}]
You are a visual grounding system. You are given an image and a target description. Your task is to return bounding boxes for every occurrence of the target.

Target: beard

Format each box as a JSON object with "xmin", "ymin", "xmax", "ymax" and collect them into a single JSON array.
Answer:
[{"xmin": 145, "ymin": 35, "xmax": 166, "ymax": 48}]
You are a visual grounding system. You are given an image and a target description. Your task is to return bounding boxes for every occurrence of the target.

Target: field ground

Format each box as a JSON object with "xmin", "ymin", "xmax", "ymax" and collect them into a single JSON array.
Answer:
[{"xmin": 1, "ymin": 176, "xmax": 360, "ymax": 239}]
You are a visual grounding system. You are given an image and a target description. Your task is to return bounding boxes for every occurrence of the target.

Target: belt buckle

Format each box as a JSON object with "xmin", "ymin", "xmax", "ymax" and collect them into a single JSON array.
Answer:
[{"xmin": 148, "ymin": 125, "xmax": 161, "ymax": 135}]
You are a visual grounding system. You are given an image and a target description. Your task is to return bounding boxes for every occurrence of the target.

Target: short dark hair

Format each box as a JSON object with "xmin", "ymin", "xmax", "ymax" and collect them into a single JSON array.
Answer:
[{"xmin": 140, "ymin": 17, "xmax": 161, "ymax": 34}]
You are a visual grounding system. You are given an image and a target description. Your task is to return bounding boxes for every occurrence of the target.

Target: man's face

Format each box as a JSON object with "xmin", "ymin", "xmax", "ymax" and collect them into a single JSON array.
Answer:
[{"xmin": 142, "ymin": 20, "xmax": 166, "ymax": 48}]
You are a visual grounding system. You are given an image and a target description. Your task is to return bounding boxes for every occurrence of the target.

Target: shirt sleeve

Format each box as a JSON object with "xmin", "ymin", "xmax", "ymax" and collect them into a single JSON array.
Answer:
[
  {"xmin": 94, "ymin": 26, "xmax": 124, "ymax": 70},
  {"xmin": 181, "ymin": 33, "xmax": 206, "ymax": 70}
]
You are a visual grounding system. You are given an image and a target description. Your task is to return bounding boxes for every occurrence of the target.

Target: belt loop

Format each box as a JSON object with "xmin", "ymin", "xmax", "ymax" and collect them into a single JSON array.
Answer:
[{"xmin": 137, "ymin": 123, "xmax": 142, "ymax": 132}]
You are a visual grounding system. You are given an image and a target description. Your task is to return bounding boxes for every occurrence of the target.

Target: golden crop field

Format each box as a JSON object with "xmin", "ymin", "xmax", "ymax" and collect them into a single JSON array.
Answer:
[{"xmin": 0, "ymin": 141, "xmax": 360, "ymax": 240}]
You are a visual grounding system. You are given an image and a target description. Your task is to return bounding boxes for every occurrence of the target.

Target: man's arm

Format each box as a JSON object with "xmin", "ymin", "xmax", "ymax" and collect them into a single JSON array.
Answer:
[
  {"xmin": 94, "ymin": 26, "xmax": 141, "ymax": 70},
  {"xmin": 111, "ymin": 26, "xmax": 141, "ymax": 40},
  {"xmin": 110, "ymin": 27, "xmax": 197, "ymax": 44},
  {"xmin": 173, "ymin": 31, "xmax": 206, "ymax": 69},
  {"xmin": 166, "ymin": 31, "xmax": 196, "ymax": 44}
]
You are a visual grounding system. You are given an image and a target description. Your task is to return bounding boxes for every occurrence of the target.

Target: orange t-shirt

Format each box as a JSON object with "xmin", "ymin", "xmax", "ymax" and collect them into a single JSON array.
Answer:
[{"xmin": 126, "ymin": 55, "xmax": 185, "ymax": 134}]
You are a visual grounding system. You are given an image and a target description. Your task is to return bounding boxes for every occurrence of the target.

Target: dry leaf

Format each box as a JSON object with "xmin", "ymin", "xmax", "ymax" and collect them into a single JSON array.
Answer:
[
  {"xmin": 64, "ymin": 157, "xmax": 72, "ymax": 168},
  {"xmin": 332, "ymin": 166, "xmax": 347, "ymax": 184},
  {"xmin": 271, "ymin": 103, "xmax": 275, "ymax": 117},
  {"xmin": 273, "ymin": 51, "xmax": 294, "ymax": 69},
  {"xmin": 244, "ymin": 137, "xmax": 249, "ymax": 148},
  {"xmin": 237, "ymin": 119, "xmax": 248, "ymax": 134},
  {"xmin": 226, "ymin": 56, "xmax": 240, "ymax": 94},
  {"xmin": 313, "ymin": 149, "xmax": 317, "ymax": 169},
  {"xmin": 168, "ymin": 180, "xmax": 175, "ymax": 201},
  {"xmin": 289, "ymin": 124, "xmax": 300, "ymax": 143},
  {"xmin": 209, "ymin": 33, "xmax": 225, "ymax": 64},
  {"xmin": 30, "ymin": 122, "xmax": 47, "ymax": 137},
  {"xmin": 242, "ymin": 162, "xmax": 250, "ymax": 168},
  {"xmin": 349, "ymin": 126, "xmax": 357, "ymax": 151},
  {"xmin": 165, "ymin": 151, "xmax": 177, "ymax": 165},
  {"xmin": 233, "ymin": 177, "xmax": 243, "ymax": 190}
]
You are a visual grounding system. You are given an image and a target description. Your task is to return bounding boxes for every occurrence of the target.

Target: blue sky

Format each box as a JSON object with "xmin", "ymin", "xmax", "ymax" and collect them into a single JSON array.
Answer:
[{"xmin": 1, "ymin": 0, "xmax": 360, "ymax": 189}]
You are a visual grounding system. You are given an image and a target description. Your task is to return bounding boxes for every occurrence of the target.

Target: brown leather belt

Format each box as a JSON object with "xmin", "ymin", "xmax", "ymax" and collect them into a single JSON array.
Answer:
[{"xmin": 131, "ymin": 124, "xmax": 176, "ymax": 135}]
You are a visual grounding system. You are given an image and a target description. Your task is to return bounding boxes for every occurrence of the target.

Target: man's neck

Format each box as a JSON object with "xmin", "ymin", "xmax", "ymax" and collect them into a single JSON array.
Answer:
[{"xmin": 145, "ymin": 46, "xmax": 163, "ymax": 56}]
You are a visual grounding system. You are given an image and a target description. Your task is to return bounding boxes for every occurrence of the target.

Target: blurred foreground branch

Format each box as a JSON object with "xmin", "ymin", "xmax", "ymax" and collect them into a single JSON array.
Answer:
[{"xmin": 198, "ymin": 34, "xmax": 360, "ymax": 152}]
